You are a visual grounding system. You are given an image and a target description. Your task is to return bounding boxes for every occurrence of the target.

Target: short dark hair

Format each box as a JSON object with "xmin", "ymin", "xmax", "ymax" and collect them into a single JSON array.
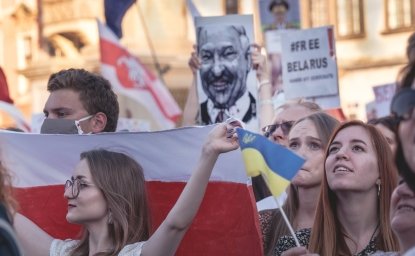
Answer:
[
  {"xmin": 367, "ymin": 115, "xmax": 398, "ymax": 133},
  {"xmin": 47, "ymin": 68, "xmax": 119, "ymax": 132},
  {"xmin": 269, "ymin": 0, "xmax": 289, "ymax": 12}
]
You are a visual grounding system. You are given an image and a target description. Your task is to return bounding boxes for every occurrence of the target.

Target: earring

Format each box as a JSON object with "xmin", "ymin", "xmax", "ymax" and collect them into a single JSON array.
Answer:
[
  {"xmin": 108, "ymin": 210, "xmax": 113, "ymax": 225},
  {"xmin": 376, "ymin": 179, "xmax": 381, "ymax": 197}
]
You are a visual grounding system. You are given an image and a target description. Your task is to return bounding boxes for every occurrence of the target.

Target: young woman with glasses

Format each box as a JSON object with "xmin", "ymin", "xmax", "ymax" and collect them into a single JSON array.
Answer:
[{"xmin": 14, "ymin": 122, "xmax": 240, "ymax": 256}]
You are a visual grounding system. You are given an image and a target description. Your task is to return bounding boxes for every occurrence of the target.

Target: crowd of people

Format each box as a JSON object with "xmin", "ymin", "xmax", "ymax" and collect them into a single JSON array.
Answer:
[{"xmin": 0, "ymin": 18, "xmax": 413, "ymax": 256}]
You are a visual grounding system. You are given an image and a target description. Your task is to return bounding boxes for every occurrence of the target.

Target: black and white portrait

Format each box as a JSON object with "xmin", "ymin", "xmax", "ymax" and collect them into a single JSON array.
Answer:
[{"xmin": 195, "ymin": 15, "xmax": 258, "ymax": 131}]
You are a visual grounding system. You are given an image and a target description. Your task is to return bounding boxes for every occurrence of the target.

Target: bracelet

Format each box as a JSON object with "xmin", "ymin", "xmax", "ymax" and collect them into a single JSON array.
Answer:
[
  {"xmin": 259, "ymin": 99, "xmax": 273, "ymax": 105},
  {"xmin": 258, "ymin": 80, "xmax": 271, "ymax": 91}
]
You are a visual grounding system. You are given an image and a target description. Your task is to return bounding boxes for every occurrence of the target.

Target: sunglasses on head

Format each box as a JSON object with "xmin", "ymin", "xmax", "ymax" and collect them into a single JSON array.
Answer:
[
  {"xmin": 391, "ymin": 88, "xmax": 415, "ymax": 122},
  {"xmin": 262, "ymin": 121, "xmax": 295, "ymax": 138}
]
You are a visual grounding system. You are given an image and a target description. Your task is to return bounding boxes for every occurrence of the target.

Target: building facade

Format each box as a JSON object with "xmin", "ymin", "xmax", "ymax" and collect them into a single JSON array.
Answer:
[{"xmin": 0, "ymin": 0, "xmax": 413, "ymax": 129}]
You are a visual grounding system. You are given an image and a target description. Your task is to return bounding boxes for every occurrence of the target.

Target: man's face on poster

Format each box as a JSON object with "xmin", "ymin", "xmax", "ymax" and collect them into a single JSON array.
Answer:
[{"xmin": 198, "ymin": 26, "xmax": 250, "ymax": 109}]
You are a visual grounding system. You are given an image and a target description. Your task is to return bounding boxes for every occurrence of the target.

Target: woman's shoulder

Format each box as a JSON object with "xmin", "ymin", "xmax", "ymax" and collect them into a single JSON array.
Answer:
[
  {"xmin": 119, "ymin": 241, "xmax": 146, "ymax": 256},
  {"xmin": 50, "ymin": 239, "xmax": 79, "ymax": 256}
]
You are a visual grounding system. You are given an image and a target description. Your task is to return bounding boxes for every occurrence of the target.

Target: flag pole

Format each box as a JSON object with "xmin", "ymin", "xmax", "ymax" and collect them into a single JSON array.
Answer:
[
  {"xmin": 260, "ymin": 173, "xmax": 301, "ymax": 247},
  {"xmin": 134, "ymin": 2, "xmax": 169, "ymax": 85}
]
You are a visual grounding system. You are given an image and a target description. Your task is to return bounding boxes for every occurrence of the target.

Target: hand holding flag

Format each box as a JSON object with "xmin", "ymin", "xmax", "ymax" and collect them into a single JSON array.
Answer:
[{"xmin": 236, "ymin": 128, "xmax": 304, "ymax": 247}]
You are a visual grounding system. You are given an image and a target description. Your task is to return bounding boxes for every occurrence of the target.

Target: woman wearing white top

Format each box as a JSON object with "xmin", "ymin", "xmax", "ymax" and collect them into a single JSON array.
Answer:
[{"xmin": 14, "ymin": 122, "xmax": 240, "ymax": 256}]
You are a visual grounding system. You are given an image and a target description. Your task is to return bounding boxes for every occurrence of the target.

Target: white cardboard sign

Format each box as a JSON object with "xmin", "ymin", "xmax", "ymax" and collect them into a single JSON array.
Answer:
[{"xmin": 281, "ymin": 26, "xmax": 338, "ymax": 99}]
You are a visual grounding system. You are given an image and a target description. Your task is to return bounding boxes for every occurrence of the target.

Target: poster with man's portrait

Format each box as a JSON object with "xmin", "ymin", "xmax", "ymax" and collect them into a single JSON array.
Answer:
[
  {"xmin": 258, "ymin": 0, "xmax": 300, "ymax": 32},
  {"xmin": 195, "ymin": 15, "xmax": 258, "ymax": 132}
]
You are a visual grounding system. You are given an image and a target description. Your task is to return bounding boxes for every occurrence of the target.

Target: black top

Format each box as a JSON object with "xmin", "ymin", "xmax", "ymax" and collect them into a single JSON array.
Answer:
[{"xmin": 274, "ymin": 228, "xmax": 379, "ymax": 256}]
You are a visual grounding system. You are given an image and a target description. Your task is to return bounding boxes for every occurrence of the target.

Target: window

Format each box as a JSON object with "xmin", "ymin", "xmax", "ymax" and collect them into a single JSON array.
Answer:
[
  {"xmin": 305, "ymin": 0, "xmax": 365, "ymax": 39},
  {"xmin": 385, "ymin": 0, "xmax": 415, "ymax": 31},
  {"xmin": 336, "ymin": 0, "xmax": 364, "ymax": 38},
  {"xmin": 310, "ymin": 0, "xmax": 330, "ymax": 27},
  {"xmin": 23, "ymin": 36, "xmax": 32, "ymax": 61}
]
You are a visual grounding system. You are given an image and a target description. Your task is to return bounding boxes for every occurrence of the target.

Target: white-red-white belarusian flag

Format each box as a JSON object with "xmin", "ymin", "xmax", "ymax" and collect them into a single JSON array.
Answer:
[
  {"xmin": 98, "ymin": 20, "xmax": 182, "ymax": 130},
  {"xmin": 3, "ymin": 127, "xmax": 262, "ymax": 255}
]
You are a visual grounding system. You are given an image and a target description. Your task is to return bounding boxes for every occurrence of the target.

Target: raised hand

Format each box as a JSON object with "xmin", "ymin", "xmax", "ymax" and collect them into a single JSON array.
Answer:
[
  {"xmin": 202, "ymin": 121, "xmax": 242, "ymax": 155},
  {"xmin": 188, "ymin": 44, "xmax": 201, "ymax": 75}
]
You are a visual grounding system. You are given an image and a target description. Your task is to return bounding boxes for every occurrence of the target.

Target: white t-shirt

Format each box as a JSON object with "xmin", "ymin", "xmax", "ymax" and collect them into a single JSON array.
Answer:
[
  {"xmin": 404, "ymin": 247, "xmax": 415, "ymax": 256},
  {"xmin": 50, "ymin": 239, "xmax": 145, "ymax": 256}
]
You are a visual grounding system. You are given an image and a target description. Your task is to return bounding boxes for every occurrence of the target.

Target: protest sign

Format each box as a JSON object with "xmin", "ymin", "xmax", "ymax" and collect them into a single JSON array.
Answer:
[
  {"xmin": 195, "ymin": 15, "xmax": 258, "ymax": 132},
  {"xmin": 366, "ymin": 101, "xmax": 378, "ymax": 121},
  {"xmin": 265, "ymin": 27, "xmax": 341, "ymax": 110},
  {"xmin": 372, "ymin": 83, "xmax": 396, "ymax": 118},
  {"xmin": 280, "ymin": 26, "xmax": 339, "ymax": 100}
]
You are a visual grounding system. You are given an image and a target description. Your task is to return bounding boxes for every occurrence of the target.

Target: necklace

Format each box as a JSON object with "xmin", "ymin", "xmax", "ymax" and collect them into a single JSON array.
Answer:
[
  {"xmin": 348, "ymin": 222, "xmax": 380, "ymax": 255},
  {"xmin": 355, "ymin": 222, "xmax": 380, "ymax": 255},
  {"xmin": 369, "ymin": 222, "xmax": 380, "ymax": 243}
]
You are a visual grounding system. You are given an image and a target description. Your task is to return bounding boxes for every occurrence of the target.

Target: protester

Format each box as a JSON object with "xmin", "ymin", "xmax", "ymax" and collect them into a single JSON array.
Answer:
[
  {"xmin": 263, "ymin": 101, "xmax": 321, "ymax": 146},
  {"xmin": 14, "ymin": 122, "xmax": 240, "ymax": 256},
  {"xmin": 368, "ymin": 116, "xmax": 398, "ymax": 156},
  {"xmin": 384, "ymin": 32, "xmax": 415, "ymax": 256},
  {"xmin": 372, "ymin": 177, "xmax": 415, "ymax": 256},
  {"xmin": 260, "ymin": 112, "xmax": 339, "ymax": 256},
  {"xmin": 182, "ymin": 46, "xmax": 201, "ymax": 127},
  {"xmin": 392, "ymin": 52, "xmax": 415, "ymax": 193},
  {"xmin": 278, "ymin": 121, "xmax": 399, "ymax": 255},
  {"xmin": 41, "ymin": 68, "xmax": 119, "ymax": 134},
  {"xmin": 253, "ymin": 100, "xmax": 321, "ymax": 202},
  {"xmin": 0, "ymin": 163, "xmax": 22, "ymax": 255}
]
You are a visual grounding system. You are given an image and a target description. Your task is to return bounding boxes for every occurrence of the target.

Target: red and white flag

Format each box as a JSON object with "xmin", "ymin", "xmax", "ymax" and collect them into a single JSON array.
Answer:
[
  {"xmin": 4, "ymin": 127, "xmax": 262, "ymax": 255},
  {"xmin": 0, "ymin": 67, "xmax": 30, "ymax": 132},
  {"xmin": 98, "ymin": 20, "xmax": 182, "ymax": 130}
]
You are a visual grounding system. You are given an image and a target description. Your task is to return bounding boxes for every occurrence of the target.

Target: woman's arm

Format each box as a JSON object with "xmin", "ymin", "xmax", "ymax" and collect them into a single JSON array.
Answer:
[
  {"xmin": 14, "ymin": 212, "xmax": 54, "ymax": 256},
  {"xmin": 182, "ymin": 47, "xmax": 200, "ymax": 126},
  {"xmin": 142, "ymin": 122, "xmax": 240, "ymax": 256},
  {"xmin": 251, "ymin": 44, "xmax": 274, "ymax": 131}
]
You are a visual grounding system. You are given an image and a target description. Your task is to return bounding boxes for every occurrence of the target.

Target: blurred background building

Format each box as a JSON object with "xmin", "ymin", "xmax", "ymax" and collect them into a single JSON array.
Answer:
[{"xmin": 0, "ymin": 0, "xmax": 413, "ymax": 129}]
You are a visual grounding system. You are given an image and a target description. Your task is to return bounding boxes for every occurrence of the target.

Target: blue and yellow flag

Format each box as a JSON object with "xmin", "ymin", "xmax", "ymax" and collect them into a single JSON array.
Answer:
[{"xmin": 236, "ymin": 128, "xmax": 305, "ymax": 197}]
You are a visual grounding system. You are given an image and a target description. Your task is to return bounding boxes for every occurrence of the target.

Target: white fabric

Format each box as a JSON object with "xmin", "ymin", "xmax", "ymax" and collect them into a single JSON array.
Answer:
[
  {"xmin": 50, "ymin": 239, "xmax": 145, "ymax": 256},
  {"xmin": 256, "ymin": 192, "xmax": 287, "ymax": 211},
  {"xmin": 404, "ymin": 247, "xmax": 415, "ymax": 256}
]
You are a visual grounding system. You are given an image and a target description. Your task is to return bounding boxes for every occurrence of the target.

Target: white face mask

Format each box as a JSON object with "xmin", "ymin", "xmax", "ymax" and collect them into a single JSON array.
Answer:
[
  {"xmin": 74, "ymin": 115, "xmax": 94, "ymax": 134},
  {"xmin": 41, "ymin": 115, "xmax": 94, "ymax": 134}
]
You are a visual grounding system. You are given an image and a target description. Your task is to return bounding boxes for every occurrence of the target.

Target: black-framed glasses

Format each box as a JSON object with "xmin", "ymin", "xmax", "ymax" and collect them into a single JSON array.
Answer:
[
  {"xmin": 391, "ymin": 88, "xmax": 415, "ymax": 122},
  {"xmin": 64, "ymin": 179, "xmax": 95, "ymax": 199},
  {"xmin": 262, "ymin": 121, "xmax": 295, "ymax": 137}
]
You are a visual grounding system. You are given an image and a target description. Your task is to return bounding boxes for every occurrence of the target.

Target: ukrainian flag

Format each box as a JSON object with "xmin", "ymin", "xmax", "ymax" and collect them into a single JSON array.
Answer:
[{"xmin": 236, "ymin": 128, "xmax": 304, "ymax": 197}]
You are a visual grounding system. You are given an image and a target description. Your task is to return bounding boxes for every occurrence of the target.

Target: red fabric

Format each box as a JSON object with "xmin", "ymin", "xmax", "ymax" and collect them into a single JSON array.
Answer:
[
  {"xmin": 326, "ymin": 108, "xmax": 346, "ymax": 122},
  {"xmin": 99, "ymin": 39, "xmax": 181, "ymax": 122},
  {"xmin": 15, "ymin": 181, "xmax": 263, "ymax": 255},
  {"xmin": 0, "ymin": 68, "xmax": 13, "ymax": 104}
]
